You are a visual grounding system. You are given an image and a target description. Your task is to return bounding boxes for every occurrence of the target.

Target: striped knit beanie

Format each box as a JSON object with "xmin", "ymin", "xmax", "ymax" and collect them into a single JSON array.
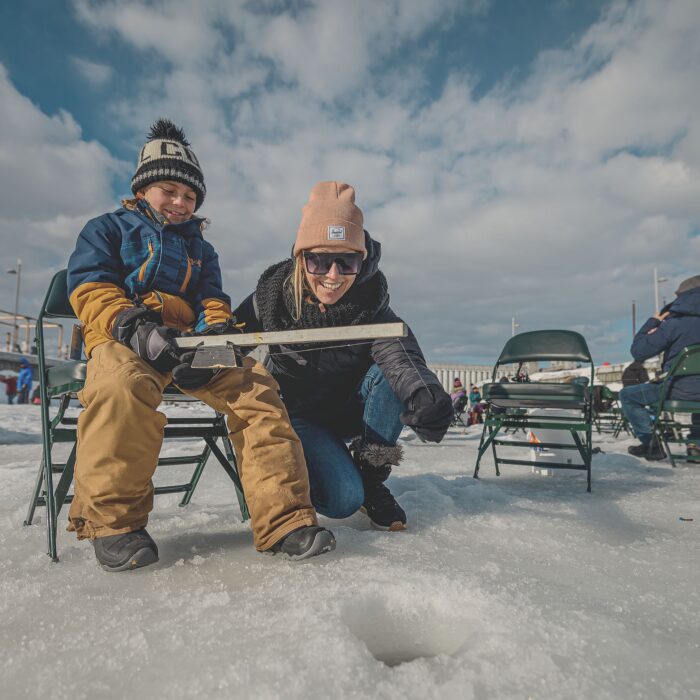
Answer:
[{"xmin": 131, "ymin": 119, "xmax": 206, "ymax": 210}]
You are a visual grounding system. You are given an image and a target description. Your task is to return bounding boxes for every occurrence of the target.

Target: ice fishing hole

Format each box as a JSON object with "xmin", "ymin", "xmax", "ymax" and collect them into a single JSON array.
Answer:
[{"xmin": 342, "ymin": 595, "xmax": 472, "ymax": 667}]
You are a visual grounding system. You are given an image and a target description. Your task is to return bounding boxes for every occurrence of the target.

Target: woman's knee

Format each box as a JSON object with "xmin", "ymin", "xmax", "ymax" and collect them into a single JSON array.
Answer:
[{"xmin": 314, "ymin": 472, "xmax": 364, "ymax": 519}]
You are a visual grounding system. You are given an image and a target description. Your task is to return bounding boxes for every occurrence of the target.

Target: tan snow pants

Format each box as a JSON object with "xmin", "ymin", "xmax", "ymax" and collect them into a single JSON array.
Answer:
[{"xmin": 67, "ymin": 341, "xmax": 316, "ymax": 550}]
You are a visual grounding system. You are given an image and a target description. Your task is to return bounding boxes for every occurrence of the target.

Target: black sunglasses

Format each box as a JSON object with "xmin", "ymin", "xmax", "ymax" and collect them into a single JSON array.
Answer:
[{"xmin": 302, "ymin": 251, "xmax": 363, "ymax": 276}]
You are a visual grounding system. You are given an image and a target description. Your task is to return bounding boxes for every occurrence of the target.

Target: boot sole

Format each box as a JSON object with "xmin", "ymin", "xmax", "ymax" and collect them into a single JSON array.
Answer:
[
  {"xmin": 360, "ymin": 507, "xmax": 407, "ymax": 531},
  {"xmin": 284, "ymin": 530, "xmax": 337, "ymax": 561},
  {"xmin": 99, "ymin": 547, "xmax": 159, "ymax": 572}
]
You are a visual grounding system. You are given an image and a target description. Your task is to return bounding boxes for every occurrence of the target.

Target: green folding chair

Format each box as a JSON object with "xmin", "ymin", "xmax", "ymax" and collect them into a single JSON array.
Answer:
[
  {"xmin": 592, "ymin": 385, "xmax": 629, "ymax": 436},
  {"xmin": 473, "ymin": 330, "xmax": 595, "ymax": 491},
  {"xmin": 24, "ymin": 269, "xmax": 248, "ymax": 562},
  {"xmin": 652, "ymin": 344, "xmax": 700, "ymax": 467}
]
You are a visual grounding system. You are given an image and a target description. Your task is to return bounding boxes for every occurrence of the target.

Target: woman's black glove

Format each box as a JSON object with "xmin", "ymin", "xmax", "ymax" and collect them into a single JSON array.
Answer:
[
  {"xmin": 400, "ymin": 386, "xmax": 454, "ymax": 443},
  {"xmin": 112, "ymin": 306, "xmax": 182, "ymax": 374},
  {"xmin": 172, "ymin": 350, "xmax": 218, "ymax": 390}
]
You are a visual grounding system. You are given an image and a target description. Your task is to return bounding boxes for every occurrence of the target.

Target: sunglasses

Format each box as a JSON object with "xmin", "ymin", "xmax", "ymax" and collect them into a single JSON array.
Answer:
[{"xmin": 302, "ymin": 251, "xmax": 363, "ymax": 276}]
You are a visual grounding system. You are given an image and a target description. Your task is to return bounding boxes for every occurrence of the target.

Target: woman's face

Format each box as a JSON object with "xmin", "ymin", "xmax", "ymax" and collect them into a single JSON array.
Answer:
[
  {"xmin": 140, "ymin": 181, "xmax": 196, "ymax": 223},
  {"xmin": 303, "ymin": 247, "xmax": 359, "ymax": 306}
]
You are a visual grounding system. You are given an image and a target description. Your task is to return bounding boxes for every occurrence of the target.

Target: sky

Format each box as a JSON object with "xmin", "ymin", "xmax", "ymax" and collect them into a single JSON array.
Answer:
[{"xmin": 0, "ymin": 0, "xmax": 698, "ymax": 365}]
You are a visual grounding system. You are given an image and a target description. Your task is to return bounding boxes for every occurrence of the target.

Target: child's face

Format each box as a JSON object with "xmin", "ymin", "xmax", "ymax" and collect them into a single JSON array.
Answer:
[{"xmin": 140, "ymin": 181, "xmax": 197, "ymax": 223}]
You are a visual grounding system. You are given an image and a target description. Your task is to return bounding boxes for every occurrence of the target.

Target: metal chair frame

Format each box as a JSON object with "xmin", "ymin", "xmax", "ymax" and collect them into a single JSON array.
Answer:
[
  {"xmin": 652, "ymin": 344, "xmax": 700, "ymax": 467},
  {"xmin": 24, "ymin": 270, "xmax": 248, "ymax": 562},
  {"xmin": 473, "ymin": 330, "xmax": 595, "ymax": 492}
]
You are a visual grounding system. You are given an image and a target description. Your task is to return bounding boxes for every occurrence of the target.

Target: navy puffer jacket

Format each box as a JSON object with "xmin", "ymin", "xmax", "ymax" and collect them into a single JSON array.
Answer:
[{"xmin": 631, "ymin": 288, "xmax": 700, "ymax": 399}]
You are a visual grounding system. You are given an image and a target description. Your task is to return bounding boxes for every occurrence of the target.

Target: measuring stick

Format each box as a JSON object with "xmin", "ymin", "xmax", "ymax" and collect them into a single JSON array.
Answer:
[{"xmin": 174, "ymin": 322, "xmax": 408, "ymax": 368}]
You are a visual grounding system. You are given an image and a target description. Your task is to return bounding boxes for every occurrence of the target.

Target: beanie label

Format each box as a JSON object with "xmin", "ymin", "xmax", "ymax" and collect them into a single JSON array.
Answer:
[{"xmin": 328, "ymin": 225, "xmax": 346, "ymax": 240}]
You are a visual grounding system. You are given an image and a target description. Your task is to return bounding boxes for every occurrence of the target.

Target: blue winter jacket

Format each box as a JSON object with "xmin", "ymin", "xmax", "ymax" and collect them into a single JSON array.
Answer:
[
  {"xmin": 67, "ymin": 200, "xmax": 232, "ymax": 356},
  {"xmin": 631, "ymin": 288, "xmax": 700, "ymax": 399},
  {"xmin": 18, "ymin": 359, "xmax": 33, "ymax": 391}
]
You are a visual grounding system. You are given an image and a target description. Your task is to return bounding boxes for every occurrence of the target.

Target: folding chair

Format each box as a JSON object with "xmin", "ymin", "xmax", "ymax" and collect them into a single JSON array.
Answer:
[
  {"xmin": 592, "ymin": 385, "xmax": 629, "ymax": 435},
  {"xmin": 451, "ymin": 394, "xmax": 469, "ymax": 427},
  {"xmin": 473, "ymin": 330, "xmax": 595, "ymax": 491},
  {"xmin": 652, "ymin": 344, "xmax": 700, "ymax": 467},
  {"xmin": 24, "ymin": 269, "xmax": 248, "ymax": 562}
]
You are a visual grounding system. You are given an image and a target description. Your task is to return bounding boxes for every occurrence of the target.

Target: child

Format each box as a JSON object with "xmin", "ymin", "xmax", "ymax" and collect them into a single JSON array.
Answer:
[
  {"xmin": 17, "ymin": 358, "xmax": 33, "ymax": 404},
  {"xmin": 67, "ymin": 119, "xmax": 334, "ymax": 571}
]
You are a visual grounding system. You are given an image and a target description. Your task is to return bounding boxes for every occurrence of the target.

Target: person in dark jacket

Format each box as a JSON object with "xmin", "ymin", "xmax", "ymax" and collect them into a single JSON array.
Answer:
[
  {"xmin": 620, "ymin": 274, "xmax": 700, "ymax": 460},
  {"xmin": 234, "ymin": 181, "xmax": 453, "ymax": 532},
  {"xmin": 17, "ymin": 358, "xmax": 33, "ymax": 404},
  {"xmin": 621, "ymin": 361, "xmax": 649, "ymax": 387}
]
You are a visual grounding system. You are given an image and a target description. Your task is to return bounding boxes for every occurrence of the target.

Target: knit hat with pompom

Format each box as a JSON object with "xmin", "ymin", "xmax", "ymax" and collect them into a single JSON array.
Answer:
[{"xmin": 131, "ymin": 119, "xmax": 206, "ymax": 210}]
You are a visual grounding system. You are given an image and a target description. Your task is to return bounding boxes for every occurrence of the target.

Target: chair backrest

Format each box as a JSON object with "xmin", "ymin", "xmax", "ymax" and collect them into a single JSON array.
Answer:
[
  {"xmin": 41, "ymin": 269, "xmax": 76, "ymax": 319},
  {"xmin": 666, "ymin": 344, "xmax": 700, "ymax": 378},
  {"xmin": 496, "ymin": 330, "xmax": 592, "ymax": 366}
]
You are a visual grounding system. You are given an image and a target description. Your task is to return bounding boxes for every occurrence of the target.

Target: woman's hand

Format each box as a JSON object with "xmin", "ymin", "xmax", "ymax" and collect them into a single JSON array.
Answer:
[{"xmin": 400, "ymin": 387, "xmax": 454, "ymax": 443}]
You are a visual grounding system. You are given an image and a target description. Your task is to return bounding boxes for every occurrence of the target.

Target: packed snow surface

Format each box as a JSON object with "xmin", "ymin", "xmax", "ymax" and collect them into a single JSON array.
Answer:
[{"xmin": 1, "ymin": 403, "xmax": 698, "ymax": 700}]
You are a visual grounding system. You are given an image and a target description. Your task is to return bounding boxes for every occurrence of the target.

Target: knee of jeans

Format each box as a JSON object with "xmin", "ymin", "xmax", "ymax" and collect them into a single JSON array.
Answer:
[{"xmin": 317, "ymin": 477, "xmax": 364, "ymax": 519}]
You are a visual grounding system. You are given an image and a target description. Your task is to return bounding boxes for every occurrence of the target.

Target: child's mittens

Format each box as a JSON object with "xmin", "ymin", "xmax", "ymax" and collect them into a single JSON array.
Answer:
[{"xmin": 112, "ymin": 306, "xmax": 182, "ymax": 374}]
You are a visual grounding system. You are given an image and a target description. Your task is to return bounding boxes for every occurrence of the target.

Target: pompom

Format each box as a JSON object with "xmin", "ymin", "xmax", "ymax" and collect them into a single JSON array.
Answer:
[{"xmin": 147, "ymin": 118, "xmax": 190, "ymax": 146}]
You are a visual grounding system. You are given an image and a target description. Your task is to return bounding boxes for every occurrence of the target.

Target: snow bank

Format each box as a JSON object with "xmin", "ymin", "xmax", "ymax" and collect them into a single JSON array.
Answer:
[{"xmin": 0, "ymin": 405, "xmax": 698, "ymax": 699}]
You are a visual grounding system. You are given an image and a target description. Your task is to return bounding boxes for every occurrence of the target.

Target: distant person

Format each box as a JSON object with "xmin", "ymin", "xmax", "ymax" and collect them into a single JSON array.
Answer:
[
  {"xmin": 451, "ymin": 378, "xmax": 467, "ymax": 408},
  {"xmin": 0, "ymin": 374, "xmax": 17, "ymax": 404},
  {"xmin": 620, "ymin": 275, "xmax": 700, "ymax": 460},
  {"xmin": 621, "ymin": 360, "xmax": 649, "ymax": 387},
  {"xmin": 17, "ymin": 358, "xmax": 33, "ymax": 404},
  {"xmin": 469, "ymin": 385, "xmax": 482, "ymax": 405}
]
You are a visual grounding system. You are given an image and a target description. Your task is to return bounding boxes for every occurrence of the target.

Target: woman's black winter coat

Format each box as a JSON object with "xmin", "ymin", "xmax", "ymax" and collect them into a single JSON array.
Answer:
[{"xmin": 233, "ymin": 232, "xmax": 444, "ymax": 419}]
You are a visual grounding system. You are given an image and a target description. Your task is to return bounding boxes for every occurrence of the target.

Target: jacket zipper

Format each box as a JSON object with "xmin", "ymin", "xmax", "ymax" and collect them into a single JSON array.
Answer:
[
  {"xmin": 180, "ymin": 256, "xmax": 192, "ymax": 294},
  {"xmin": 138, "ymin": 241, "xmax": 155, "ymax": 282}
]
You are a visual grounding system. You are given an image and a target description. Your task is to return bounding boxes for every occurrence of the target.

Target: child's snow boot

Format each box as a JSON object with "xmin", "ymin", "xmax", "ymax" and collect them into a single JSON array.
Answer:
[
  {"xmin": 92, "ymin": 528, "xmax": 159, "ymax": 572},
  {"xmin": 351, "ymin": 439, "xmax": 406, "ymax": 531},
  {"xmin": 268, "ymin": 525, "xmax": 336, "ymax": 560}
]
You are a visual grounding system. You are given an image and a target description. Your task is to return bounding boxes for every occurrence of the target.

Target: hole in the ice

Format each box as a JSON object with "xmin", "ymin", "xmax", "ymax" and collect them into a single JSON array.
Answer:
[{"xmin": 342, "ymin": 595, "xmax": 472, "ymax": 667}]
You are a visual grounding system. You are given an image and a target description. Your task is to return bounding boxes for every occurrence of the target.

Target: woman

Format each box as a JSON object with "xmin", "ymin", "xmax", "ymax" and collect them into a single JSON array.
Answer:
[{"xmin": 235, "ymin": 181, "xmax": 453, "ymax": 531}]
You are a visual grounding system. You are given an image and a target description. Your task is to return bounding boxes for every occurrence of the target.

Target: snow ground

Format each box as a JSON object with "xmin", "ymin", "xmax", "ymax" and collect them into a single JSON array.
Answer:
[{"xmin": 0, "ymin": 403, "xmax": 698, "ymax": 700}]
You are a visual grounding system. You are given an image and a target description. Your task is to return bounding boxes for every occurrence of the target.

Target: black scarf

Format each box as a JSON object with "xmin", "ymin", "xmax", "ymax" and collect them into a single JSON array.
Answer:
[{"xmin": 255, "ymin": 259, "xmax": 389, "ymax": 331}]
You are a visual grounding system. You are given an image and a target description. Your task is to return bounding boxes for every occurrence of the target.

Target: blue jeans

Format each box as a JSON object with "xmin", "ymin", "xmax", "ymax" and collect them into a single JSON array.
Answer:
[
  {"xmin": 619, "ymin": 383, "xmax": 661, "ymax": 441},
  {"xmin": 291, "ymin": 364, "xmax": 405, "ymax": 519}
]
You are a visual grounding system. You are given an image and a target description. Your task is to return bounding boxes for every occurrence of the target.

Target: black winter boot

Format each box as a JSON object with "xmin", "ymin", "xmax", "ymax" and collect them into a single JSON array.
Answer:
[
  {"xmin": 645, "ymin": 434, "xmax": 667, "ymax": 461},
  {"xmin": 351, "ymin": 439, "xmax": 406, "ymax": 531},
  {"xmin": 92, "ymin": 528, "xmax": 159, "ymax": 572},
  {"xmin": 628, "ymin": 442, "xmax": 648, "ymax": 457},
  {"xmin": 267, "ymin": 526, "xmax": 336, "ymax": 560}
]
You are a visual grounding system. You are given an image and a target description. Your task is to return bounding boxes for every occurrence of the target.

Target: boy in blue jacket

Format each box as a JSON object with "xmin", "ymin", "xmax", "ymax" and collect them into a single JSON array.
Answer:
[
  {"xmin": 67, "ymin": 119, "xmax": 333, "ymax": 571},
  {"xmin": 620, "ymin": 274, "xmax": 700, "ymax": 460}
]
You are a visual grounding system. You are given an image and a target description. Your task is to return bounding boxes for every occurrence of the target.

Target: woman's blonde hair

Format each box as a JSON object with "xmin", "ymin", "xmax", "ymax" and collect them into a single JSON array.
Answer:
[{"xmin": 285, "ymin": 255, "xmax": 311, "ymax": 322}]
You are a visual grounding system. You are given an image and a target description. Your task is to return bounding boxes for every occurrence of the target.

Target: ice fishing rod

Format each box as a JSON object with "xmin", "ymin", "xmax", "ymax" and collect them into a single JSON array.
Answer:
[{"xmin": 174, "ymin": 322, "xmax": 408, "ymax": 368}]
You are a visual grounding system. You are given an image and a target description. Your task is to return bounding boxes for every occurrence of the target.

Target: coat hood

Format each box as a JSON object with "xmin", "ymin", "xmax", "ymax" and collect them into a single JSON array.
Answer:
[
  {"xmin": 19, "ymin": 357, "xmax": 30, "ymax": 367},
  {"xmin": 668, "ymin": 288, "xmax": 700, "ymax": 317},
  {"xmin": 355, "ymin": 230, "xmax": 381, "ymax": 286}
]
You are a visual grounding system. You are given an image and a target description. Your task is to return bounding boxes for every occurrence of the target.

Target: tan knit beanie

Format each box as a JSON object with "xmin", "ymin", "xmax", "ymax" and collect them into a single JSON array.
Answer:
[{"xmin": 293, "ymin": 181, "xmax": 366, "ymax": 258}]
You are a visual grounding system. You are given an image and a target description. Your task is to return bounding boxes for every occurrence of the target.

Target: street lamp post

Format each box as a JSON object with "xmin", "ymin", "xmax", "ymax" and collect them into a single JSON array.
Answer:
[
  {"xmin": 6, "ymin": 258, "xmax": 21, "ymax": 352},
  {"xmin": 653, "ymin": 267, "xmax": 668, "ymax": 313}
]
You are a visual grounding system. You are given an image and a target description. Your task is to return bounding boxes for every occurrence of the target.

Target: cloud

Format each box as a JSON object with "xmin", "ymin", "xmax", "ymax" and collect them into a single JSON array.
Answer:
[
  {"xmin": 0, "ymin": 64, "xmax": 126, "ymax": 317},
  {"xmin": 71, "ymin": 56, "xmax": 113, "ymax": 86},
  {"xmin": 3, "ymin": 0, "xmax": 698, "ymax": 364}
]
